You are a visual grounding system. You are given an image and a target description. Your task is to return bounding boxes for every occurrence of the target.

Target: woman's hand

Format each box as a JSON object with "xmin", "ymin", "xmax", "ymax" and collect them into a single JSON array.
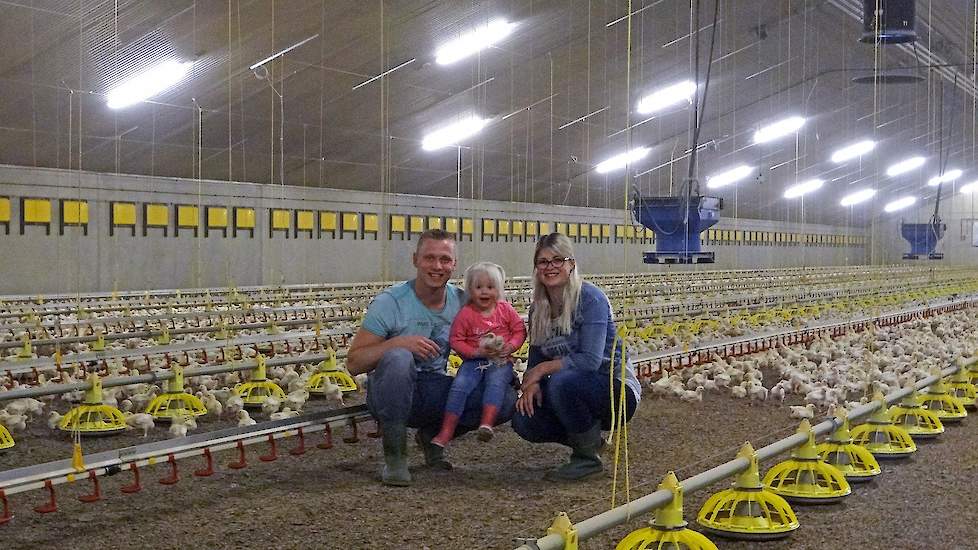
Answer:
[{"xmin": 516, "ymin": 382, "xmax": 542, "ymax": 417}]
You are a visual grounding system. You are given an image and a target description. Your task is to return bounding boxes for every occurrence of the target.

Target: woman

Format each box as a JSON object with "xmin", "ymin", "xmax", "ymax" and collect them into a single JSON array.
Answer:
[{"xmin": 513, "ymin": 233, "xmax": 642, "ymax": 481}]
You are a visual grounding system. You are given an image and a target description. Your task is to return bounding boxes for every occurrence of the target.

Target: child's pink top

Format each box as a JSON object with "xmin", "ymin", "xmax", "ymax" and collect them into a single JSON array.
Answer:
[{"xmin": 449, "ymin": 301, "xmax": 526, "ymax": 360}]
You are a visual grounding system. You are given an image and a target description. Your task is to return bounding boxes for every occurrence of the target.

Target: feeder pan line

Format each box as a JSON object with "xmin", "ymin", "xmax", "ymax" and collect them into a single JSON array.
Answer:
[
  {"xmin": 0, "ymin": 404, "xmax": 371, "ymax": 498},
  {"xmin": 0, "ymin": 350, "xmax": 341, "ymax": 403},
  {"xmin": 0, "ymin": 264, "xmax": 944, "ymax": 310},
  {"xmin": 628, "ymin": 296, "xmax": 978, "ymax": 368},
  {"xmin": 0, "ymin": 314, "xmax": 356, "ymax": 352},
  {"xmin": 1, "ymin": 327, "xmax": 351, "ymax": 376},
  {"xmin": 0, "ymin": 266, "xmax": 961, "ymax": 320},
  {"xmin": 514, "ymin": 365, "xmax": 960, "ymax": 550},
  {"xmin": 2, "ymin": 301, "xmax": 362, "ymax": 334}
]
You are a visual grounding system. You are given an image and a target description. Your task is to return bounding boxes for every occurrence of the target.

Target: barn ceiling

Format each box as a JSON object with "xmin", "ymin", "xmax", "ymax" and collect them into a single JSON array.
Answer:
[{"xmin": 0, "ymin": 0, "xmax": 976, "ymax": 227}]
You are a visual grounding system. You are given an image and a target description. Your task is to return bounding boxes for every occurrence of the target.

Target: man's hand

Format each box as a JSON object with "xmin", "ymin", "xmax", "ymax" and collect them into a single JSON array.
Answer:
[{"xmin": 391, "ymin": 335, "xmax": 440, "ymax": 360}]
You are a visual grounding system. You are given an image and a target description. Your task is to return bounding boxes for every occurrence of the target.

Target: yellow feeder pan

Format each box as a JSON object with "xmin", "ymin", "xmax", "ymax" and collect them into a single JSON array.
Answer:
[
  {"xmin": 947, "ymin": 370, "xmax": 977, "ymax": 409},
  {"xmin": 448, "ymin": 352, "xmax": 463, "ymax": 377},
  {"xmin": 0, "ymin": 424, "xmax": 14, "ymax": 450},
  {"xmin": 919, "ymin": 378, "xmax": 967, "ymax": 423},
  {"xmin": 617, "ymin": 472, "xmax": 718, "ymax": 550},
  {"xmin": 307, "ymin": 348, "xmax": 357, "ymax": 394},
  {"xmin": 888, "ymin": 390, "xmax": 944, "ymax": 439},
  {"xmin": 967, "ymin": 362, "xmax": 978, "ymax": 385},
  {"xmin": 850, "ymin": 393, "xmax": 916, "ymax": 459},
  {"xmin": 145, "ymin": 366, "xmax": 207, "ymax": 421},
  {"xmin": 815, "ymin": 409, "xmax": 881, "ymax": 483},
  {"xmin": 763, "ymin": 420, "xmax": 851, "ymax": 504},
  {"xmin": 59, "ymin": 374, "xmax": 127, "ymax": 435},
  {"xmin": 155, "ymin": 326, "xmax": 172, "ymax": 345},
  {"xmin": 15, "ymin": 335, "xmax": 32, "ymax": 360},
  {"xmin": 697, "ymin": 443, "xmax": 799, "ymax": 541},
  {"xmin": 234, "ymin": 354, "xmax": 285, "ymax": 407}
]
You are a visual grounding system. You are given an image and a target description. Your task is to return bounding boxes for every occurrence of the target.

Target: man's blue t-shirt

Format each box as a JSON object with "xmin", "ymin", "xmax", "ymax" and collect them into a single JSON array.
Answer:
[{"xmin": 361, "ymin": 279, "xmax": 464, "ymax": 374}]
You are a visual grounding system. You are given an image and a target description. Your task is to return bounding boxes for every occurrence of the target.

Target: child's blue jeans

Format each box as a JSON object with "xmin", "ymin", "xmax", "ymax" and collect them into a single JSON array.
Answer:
[{"xmin": 445, "ymin": 359, "xmax": 513, "ymax": 416}]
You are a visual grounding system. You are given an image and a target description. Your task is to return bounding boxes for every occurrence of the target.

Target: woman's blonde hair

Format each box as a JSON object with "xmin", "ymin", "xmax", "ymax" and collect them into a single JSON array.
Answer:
[
  {"xmin": 464, "ymin": 262, "xmax": 506, "ymax": 302},
  {"xmin": 529, "ymin": 233, "xmax": 582, "ymax": 343}
]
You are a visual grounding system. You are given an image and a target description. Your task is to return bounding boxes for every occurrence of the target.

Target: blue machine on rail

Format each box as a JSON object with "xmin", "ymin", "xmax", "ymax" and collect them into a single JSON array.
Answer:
[
  {"xmin": 900, "ymin": 220, "xmax": 945, "ymax": 260},
  {"xmin": 632, "ymin": 194, "xmax": 722, "ymax": 264}
]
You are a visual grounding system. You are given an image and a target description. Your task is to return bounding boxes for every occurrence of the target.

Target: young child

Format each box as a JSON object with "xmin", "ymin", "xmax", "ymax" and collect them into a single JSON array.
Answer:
[{"xmin": 431, "ymin": 262, "xmax": 526, "ymax": 447}]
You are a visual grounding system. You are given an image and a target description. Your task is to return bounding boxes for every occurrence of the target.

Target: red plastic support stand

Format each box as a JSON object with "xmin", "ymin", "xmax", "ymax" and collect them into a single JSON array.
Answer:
[
  {"xmin": 228, "ymin": 440, "xmax": 248, "ymax": 469},
  {"xmin": 259, "ymin": 434, "xmax": 279, "ymax": 462},
  {"xmin": 367, "ymin": 420, "xmax": 381, "ymax": 438},
  {"xmin": 317, "ymin": 423, "xmax": 334, "ymax": 449},
  {"xmin": 289, "ymin": 428, "xmax": 307, "ymax": 456},
  {"xmin": 33, "ymin": 480, "xmax": 57, "ymax": 514},
  {"xmin": 121, "ymin": 463, "xmax": 142, "ymax": 494},
  {"xmin": 0, "ymin": 490, "xmax": 12, "ymax": 525},
  {"xmin": 343, "ymin": 417, "xmax": 360, "ymax": 444},
  {"xmin": 194, "ymin": 448, "xmax": 215, "ymax": 477},
  {"xmin": 158, "ymin": 454, "xmax": 179, "ymax": 485},
  {"xmin": 78, "ymin": 470, "xmax": 102, "ymax": 503}
]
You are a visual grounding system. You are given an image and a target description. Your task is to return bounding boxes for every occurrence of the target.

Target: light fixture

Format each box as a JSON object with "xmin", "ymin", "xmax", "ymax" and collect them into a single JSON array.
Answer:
[
  {"xmin": 885, "ymin": 156, "xmax": 926, "ymax": 177},
  {"xmin": 927, "ymin": 169, "xmax": 962, "ymax": 186},
  {"xmin": 636, "ymin": 80, "xmax": 697, "ymax": 114},
  {"xmin": 839, "ymin": 188, "xmax": 876, "ymax": 206},
  {"xmin": 830, "ymin": 139, "xmax": 876, "ymax": 163},
  {"xmin": 106, "ymin": 60, "xmax": 194, "ymax": 109},
  {"xmin": 706, "ymin": 165, "xmax": 755, "ymax": 189},
  {"xmin": 884, "ymin": 196, "xmax": 916, "ymax": 212},
  {"xmin": 753, "ymin": 116, "xmax": 806, "ymax": 144},
  {"xmin": 435, "ymin": 18, "xmax": 516, "ymax": 65},
  {"xmin": 595, "ymin": 147, "xmax": 651, "ymax": 173},
  {"xmin": 783, "ymin": 178, "xmax": 824, "ymax": 199},
  {"xmin": 960, "ymin": 181, "xmax": 978, "ymax": 194},
  {"xmin": 421, "ymin": 115, "xmax": 489, "ymax": 151}
]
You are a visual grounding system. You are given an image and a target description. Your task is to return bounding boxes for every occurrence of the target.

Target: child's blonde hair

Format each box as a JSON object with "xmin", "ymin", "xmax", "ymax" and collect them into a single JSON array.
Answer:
[{"xmin": 464, "ymin": 262, "xmax": 506, "ymax": 302}]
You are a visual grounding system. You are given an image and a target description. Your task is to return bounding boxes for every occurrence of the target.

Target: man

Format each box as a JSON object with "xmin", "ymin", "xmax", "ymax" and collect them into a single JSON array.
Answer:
[{"xmin": 347, "ymin": 229, "xmax": 516, "ymax": 486}]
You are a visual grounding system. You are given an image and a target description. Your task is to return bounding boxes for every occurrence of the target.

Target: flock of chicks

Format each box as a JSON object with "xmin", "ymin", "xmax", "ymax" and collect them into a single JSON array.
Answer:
[
  {"xmin": 645, "ymin": 309, "xmax": 978, "ymax": 418},
  {"xmin": 0, "ymin": 344, "xmax": 360, "ymax": 441}
]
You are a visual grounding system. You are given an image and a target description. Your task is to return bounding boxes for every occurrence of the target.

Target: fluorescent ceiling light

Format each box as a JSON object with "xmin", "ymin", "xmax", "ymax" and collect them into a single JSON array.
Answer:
[
  {"xmin": 435, "ymin": 18, "xmax": 516, "ymax": 65},
  {"xmin": 106, "ymin": 60, "xmax": 194, "ymax": 109},
  {"xmin": 595, "ymin": 147, "xmax": 651, "ymax": 173},
  {"xmin": 636, "ymin": 80, "xmax": 697, "ymax": 114},
  {"xmin": 960, "ymin": 181, "xmax": 978, "ymax": 194},
  {"xmin": 706, "ymin": 165, "xmax": 754, "ymax": 189},
  {"xmin": 927, "ymin": 169, "xmax": 962, "ymax": 186},
  {"xmin": 830, "ymin": 139, "xmax": 876, "ymax": 163},
  {"xmin": 753, "ymin": 116, "xmax": 806, "ymax": 144},
  {"xmin": 885, "ymin": 156, "xmax": 926, "ymax": 177},
  {"xmin": 839, "ymin": 188, "xmax": 876, "ymax": 206},
  {"xmin": 783, "ymin": 178, "xmax": 824, "ymax": 199},
  {"xmin": 421, "ymin": 115, "xmax": 489, "ymax": 151},
  {"xmin": 884, "ymin": 196, "xmax": 916, "ymax": 213}
]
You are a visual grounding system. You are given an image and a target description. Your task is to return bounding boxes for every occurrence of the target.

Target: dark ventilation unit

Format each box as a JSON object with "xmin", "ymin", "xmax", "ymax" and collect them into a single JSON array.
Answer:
[{"xmin": 860, "ymin": 0, "xmax": 916, "ymax": 44}]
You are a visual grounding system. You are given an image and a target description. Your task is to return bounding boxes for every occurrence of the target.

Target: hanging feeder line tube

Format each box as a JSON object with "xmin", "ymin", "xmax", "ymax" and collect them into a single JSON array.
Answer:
[
  {"xmin": 514, "ymin": 365, "xmax": 960, "ymax": 550},
  {"xmin": 0, "ymin": 404, "xmax": 371, "ymax": 498},
  {"xmin": 0, "ymin": 350, "xmax": 340, "ymax": 403}
]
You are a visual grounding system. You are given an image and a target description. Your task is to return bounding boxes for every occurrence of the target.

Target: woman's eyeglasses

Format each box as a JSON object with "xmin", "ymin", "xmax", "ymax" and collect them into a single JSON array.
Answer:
[{"xmin": 535, "ymin": 257, "xmax": 573, "ymax": 269}]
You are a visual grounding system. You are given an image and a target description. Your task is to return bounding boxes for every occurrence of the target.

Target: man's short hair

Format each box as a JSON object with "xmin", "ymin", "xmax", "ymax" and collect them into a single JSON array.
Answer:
[{"xmin": 416, "ymin": 228, "xmax": 456, "ymax": 253}]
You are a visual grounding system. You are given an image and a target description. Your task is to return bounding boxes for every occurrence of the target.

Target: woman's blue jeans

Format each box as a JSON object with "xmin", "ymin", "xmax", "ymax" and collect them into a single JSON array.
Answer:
[{"xmin": 512, "ymin": 367, "xmax": 638, "ymax": 443}]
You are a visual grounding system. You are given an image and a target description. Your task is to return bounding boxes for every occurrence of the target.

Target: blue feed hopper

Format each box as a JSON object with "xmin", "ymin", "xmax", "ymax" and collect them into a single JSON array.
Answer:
[
  {"xmin": 632, "ymin": 195, "xmax": 722, "ymax": 264},
  {"xmin": 900, "ymin": 221, "xmax": 945, "ymax": 260}
]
